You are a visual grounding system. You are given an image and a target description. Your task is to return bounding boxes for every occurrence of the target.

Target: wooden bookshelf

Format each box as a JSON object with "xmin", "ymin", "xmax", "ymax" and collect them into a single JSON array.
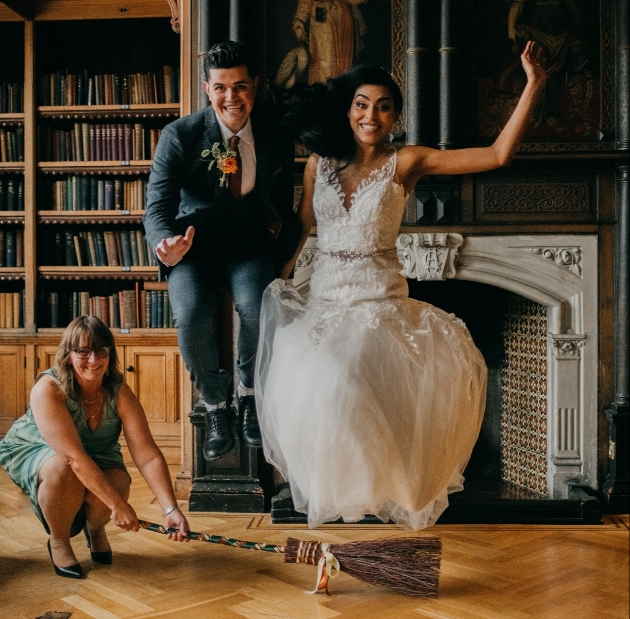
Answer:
[
  {"xmin": 38, "ymin": 104, "xmax": 180, "ymax": 119},
  {"xmin": 38, "ymin": 161, "xmax": 152, "ymax": 173},
  {"xmin": 0, "ymin": 113, "xmax": 24, "ymax": 125},
  {"xmin": 0, "ymin": 267, "xmax": 25, "ymax": 281},
  {"xmin": 38, "ymin": 210, "xmax": 144, "ymax": 224},
  {"xmin": 0, "ymin": 13, "xmax": 189, "ymax": 464},
  {"xmin": 38, "ymin": 266, "xmax": 158, "ymax": 280}
]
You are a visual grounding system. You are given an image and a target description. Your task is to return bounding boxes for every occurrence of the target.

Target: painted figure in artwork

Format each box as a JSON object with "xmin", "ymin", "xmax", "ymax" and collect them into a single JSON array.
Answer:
[
  {"xmin": 496, "ymin": 0, "xmax": 588, "ymax": 126},
  {"xmin": 277, "ymin": 0, "xmax": 367, "ymax": 88}
]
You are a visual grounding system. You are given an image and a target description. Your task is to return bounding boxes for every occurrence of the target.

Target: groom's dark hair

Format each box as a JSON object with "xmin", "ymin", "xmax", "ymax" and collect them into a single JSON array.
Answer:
[{"xmin": 204, "ymin": 40, "xmax": 257, "ymax": 80}]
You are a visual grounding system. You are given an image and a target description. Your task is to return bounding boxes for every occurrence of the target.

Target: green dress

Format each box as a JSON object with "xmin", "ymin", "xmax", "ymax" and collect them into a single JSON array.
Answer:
[{"xmin": 0, "ymin": 369, "xmax": 127, "ymax": 532}]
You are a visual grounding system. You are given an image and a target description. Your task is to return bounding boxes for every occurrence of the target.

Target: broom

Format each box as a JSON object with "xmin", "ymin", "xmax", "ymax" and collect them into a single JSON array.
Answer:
[{"xmin": 138, "ymin": 519, "xmax": 441, "ymax": 596}]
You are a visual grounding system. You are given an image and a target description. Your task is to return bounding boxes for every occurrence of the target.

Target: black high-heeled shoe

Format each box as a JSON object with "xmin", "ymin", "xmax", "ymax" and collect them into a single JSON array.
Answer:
[
  {"xmin": 83, "ymin": 525, "xmax": 113, "ymax": 565},
  {"xmin": 47, "ymin": 539, "xmax": 83, "ymax": 579}
]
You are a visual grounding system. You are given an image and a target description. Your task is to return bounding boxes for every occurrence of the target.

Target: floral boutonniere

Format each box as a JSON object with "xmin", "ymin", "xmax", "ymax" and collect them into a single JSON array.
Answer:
[{"xmin": 201, "ymin": 140, "xmax": 238, "ymax": 187}]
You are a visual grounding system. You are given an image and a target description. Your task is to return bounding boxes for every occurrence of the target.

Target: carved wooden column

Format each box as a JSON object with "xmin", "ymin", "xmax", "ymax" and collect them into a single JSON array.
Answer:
[
  {"xmin": 405, "ymin": 0, "xmax": 431, "ymax": 145},
  {"xmin": 616, "ymin": 0, "xmax": 629, "ymax": 149},
  {"xmin": 603, "ymin": 164, "xmax": 630, "ymax": 511},
  {"xmin": 438, "ymin": 0, "xmax": 460, "ymax": 149}
]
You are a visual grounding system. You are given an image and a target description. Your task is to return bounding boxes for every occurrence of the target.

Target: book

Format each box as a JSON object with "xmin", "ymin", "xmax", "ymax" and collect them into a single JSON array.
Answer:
[
  {"xmin": 86, "ymin": 230, "xmax": 98, "ymax": 266},
  {"xmin": 123, "ymin": 123, "xmax": 133, "ymax": 162},
  {"xmin": 150, "ymin": 291, "xmax": 158, "ymax": 328},
  {"xmin": 114, "ymin": 179, "xmax": 123, "ymax": 210},
  {"xmin": 121, "ymin": 289, "xmax": 137, "ymax": 328},
  {"xmin": 97, "ymin": 179, "xmax": 105, "ymax": 210},
  {"xmin": 103, "ymin": 230, "xmax": 119, "ymax": 266},
  {"xmin": 135, "ymin": 281, "xmax": 141, "ymax": 328},
  {"xmin": 128, "ymin": 230, "xmax": 143, "ymax": 267},
  {"xmin": 95, "ymin": 124, "xmax": 102, "ymax": 161},
  {"xmin": 5, "ymin": 229, "xmax": 16, "ymax": 267},
  {"xmin": 80, "ymin": 176, "xmax": 89, "ymax": 210},
  {"xmin": 114, "ymin": 230, "xmax": 124, "ymax": 266},
  {"xmin": 133, "ymin": 123, "xmax": 143, "ymax": 160},
  {"xmin": 6, "ymin": 178, "xmax": 17, "ymax": 211},
  {"xmin": 140, "ymin": 289, "xmax": 148, "ymax": 327},
  {"xmin": 131, "ymin": 230, "xmax": 144, "ymax": 267},
  {"xmin": 65, "ymin": 230, "xmax": 78, "ymax": 266},
  {"xmin": 80, "ymin": 291, "xmax": 90, "ymax": 317},
  {"xmin": 13, "ymin": 292, "xmax": 21, "ymax": 328},
  {"xmin": 156, "ymin": 290, "xmax": 164, "ymax": 327},
  {"xmin": 5, "ymin": 293, "xmax": 14, "ymax": 328},
  {"xmin": 16, "ymin": 229, "xmax": 23, "ymax": 267},
  {"xmin": 73, "ymin": 234, "xmax": 83, "ymax": 266},
  {"xmin": 100, "ymin": 295, "xmax": 110, "ymax": 327},
  {"xmin": 104, "ymin": 179, "xmax": 114, "ymax": 210},
  {"xmin": 120, "ymin": 228, "xmax": 133, "ymax": 267},
  {"xmin": 94, "ymin": 230, "xmax": 107, "ymax": 266},
  {"xmin": 50, "ymin": 291, "xmax": 59, "ymax": 328}
]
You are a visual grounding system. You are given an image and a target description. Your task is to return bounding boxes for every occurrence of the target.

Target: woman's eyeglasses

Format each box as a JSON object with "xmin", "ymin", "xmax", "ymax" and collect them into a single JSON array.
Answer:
[{"xmin": 72, "ymin": 347, "xmax": 111, "ymax": 359}]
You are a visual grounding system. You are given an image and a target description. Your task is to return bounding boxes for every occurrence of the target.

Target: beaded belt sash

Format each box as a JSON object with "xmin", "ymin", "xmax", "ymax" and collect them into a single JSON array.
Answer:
[{"xmin": 317, "ymin": 248, "xmax": 397, "ymax": 262}]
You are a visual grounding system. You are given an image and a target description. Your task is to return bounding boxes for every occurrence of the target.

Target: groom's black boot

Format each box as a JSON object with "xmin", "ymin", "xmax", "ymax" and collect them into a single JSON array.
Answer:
[
  {"xmin": 203, "ymin": 405, "xmax": 235, "ymax": 460},
  {"xmin": 237, "ymin": 395, "xmax": 262, "ymax": 447}
]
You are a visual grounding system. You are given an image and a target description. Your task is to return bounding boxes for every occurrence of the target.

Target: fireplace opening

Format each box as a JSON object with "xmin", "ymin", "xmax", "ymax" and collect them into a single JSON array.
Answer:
[{"xmin": 407, "ymin": 279, "xmax": 548, "ymax": 501}]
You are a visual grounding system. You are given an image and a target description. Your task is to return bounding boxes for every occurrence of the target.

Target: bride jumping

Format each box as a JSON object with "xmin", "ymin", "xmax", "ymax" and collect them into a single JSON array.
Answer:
[{"xmin": 256, "ymin": 42, "xmax": 547, "ymax": 529}]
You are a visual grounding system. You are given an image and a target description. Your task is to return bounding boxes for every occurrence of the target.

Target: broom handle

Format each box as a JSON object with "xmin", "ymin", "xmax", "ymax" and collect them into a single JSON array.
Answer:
[{"xmin": 137, "ymin": 519, "xmax": 285, "ymax": 554}]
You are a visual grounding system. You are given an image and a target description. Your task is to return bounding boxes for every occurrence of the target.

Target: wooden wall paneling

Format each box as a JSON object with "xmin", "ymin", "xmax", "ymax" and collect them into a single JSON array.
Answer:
[{"xmin": 0, "ymin": 345, "xmax": 25, "ymax": 435}]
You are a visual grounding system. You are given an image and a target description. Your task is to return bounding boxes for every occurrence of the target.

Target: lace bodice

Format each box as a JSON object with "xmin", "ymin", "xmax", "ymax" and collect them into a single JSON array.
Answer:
[
  {"xmin": 309, "ymin": 152, "xmax": 409, "ymax": 307},
  {"xmin": 314, "ymin": 152, "xmax": 407, "ymax": 254}
]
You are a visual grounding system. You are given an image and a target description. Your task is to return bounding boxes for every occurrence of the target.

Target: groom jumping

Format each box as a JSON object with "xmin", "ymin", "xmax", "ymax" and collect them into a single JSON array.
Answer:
[{"xmin": 144, "ymin": 41, "xmax": 299, "ymax": 460}]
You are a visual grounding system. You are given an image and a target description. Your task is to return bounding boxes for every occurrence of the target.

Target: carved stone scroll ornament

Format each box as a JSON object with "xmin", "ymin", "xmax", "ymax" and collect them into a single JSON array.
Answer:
[
  {"xmin": 396, "ymin": 233, "xmax": 463, "ymax": 281},
  {"xmin": 166, "ymin": 0, "xmax": 180, "ymax": 34},
  {"xmin": 516, "ymin": 246, "xmax": 582, "ymax": 278}
]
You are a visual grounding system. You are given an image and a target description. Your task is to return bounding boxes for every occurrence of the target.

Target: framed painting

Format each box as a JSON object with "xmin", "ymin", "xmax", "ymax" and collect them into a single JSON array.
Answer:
[
  {"xmin": 266, "ymin": 0, "xmax": 406, "ymax": 150},
  {"xmin": 473, "ymin": 0, "xmax": 607, "ymax": 145}
]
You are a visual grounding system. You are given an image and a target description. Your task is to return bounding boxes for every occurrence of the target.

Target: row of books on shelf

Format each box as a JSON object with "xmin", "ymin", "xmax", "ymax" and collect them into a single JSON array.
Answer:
[
  {"xmin": 41, "ymin": 228, "xmax": 156, "ymax": 268},
  {"xmin": 0, "ymin": 177, "xmax": 24, "ymax": 211},
  {"xmin": 0, "ymin": 229, "xmax": 24, "ymax": 267},
  {"xmin": 0, "ymin": 291, "xmax": 24, "ymax": 328},
  {"xmin": 0, "ymin": 126, "xmax": 24, "ymax": 162},
  {"xmin": 39, "ymin": 67, "xmax": 179, "ymax": 107},
  {"xmin": 43, "ymin": 176, "xmax": 147, "ymax": 211},
  {"xmin": 0, "ymin": 82, "xmax": 23, "ymax": 114},
  {"xmin": 37, "ymin": 123, "xmax": 161, "ymax": 162},
  {"xmin": 40, "ymin": 287, "xmax": 173, "ymax": 329}
]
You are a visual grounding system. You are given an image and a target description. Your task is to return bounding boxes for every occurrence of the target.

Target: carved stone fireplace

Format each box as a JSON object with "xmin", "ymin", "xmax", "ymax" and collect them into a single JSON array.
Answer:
[{"xmin": 269, "ymin": 231, "xmax": 600, "ymax": 522}]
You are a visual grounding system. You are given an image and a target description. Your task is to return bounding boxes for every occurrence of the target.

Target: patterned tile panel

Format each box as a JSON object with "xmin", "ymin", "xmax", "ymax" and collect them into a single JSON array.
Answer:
[{"xmin": 500, "ymin": 296, "xmax": 548, "ymax": 495}]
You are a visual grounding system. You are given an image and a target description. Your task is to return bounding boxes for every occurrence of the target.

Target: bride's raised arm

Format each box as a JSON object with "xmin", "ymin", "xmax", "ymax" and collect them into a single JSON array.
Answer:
[{"xmin": 397, "ymin": 40, "xmax": 547, "ymax": 192}]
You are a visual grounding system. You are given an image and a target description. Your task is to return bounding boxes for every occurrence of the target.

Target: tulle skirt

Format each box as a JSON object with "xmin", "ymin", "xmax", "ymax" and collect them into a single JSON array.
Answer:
[{"xmin": 255, "ymin": 280, "xmax": 487, "ymax": 530}]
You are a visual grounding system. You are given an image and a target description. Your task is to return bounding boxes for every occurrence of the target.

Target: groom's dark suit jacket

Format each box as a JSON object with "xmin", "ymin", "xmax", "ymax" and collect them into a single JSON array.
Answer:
[{"xmin": 143, "ymin": 103, "xmax": 300, "ymax": 280}]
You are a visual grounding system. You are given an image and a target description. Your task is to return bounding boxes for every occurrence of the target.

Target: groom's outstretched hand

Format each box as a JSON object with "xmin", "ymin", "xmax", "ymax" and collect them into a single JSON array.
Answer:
[{"xmin": 156, "ymin": 226, "xmax": 195, "ymax": 267}]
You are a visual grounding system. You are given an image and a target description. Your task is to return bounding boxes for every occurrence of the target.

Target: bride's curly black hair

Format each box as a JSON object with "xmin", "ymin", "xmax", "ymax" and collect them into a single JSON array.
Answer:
[{"xmin": 279, "ymin": 65, "xmax": 403, "ymax": 164}]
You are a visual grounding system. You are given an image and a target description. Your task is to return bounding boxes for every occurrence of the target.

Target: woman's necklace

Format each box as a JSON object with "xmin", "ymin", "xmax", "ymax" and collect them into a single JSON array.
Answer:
[{"xmin": 82, "ymin": 393, "xmax": 103, "ymax": 420}]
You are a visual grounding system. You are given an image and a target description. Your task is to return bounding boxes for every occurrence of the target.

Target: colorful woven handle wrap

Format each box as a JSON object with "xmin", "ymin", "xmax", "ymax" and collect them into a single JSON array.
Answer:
[{"xmin": 137, "ymin": 519, "xmax": 285, "ymax": 553}]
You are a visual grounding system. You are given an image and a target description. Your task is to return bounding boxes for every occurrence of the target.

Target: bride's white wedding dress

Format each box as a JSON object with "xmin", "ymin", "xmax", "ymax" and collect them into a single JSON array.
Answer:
[{"xmin": 255, "ymin": 152, "xmax": 487, "ymax": 530}]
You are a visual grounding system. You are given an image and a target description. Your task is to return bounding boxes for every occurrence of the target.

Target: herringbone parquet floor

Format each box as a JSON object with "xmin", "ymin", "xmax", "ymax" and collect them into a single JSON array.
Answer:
[{"xmin": 0, "ymin": 466, "xmax": 627, "ymax": 619}]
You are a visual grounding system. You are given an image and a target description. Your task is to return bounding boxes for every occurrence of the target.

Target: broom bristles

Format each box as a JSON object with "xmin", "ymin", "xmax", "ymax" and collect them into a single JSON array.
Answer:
[{"xmin": 284, "ymin": 536, "xmax": 442, "ymax": 597}]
